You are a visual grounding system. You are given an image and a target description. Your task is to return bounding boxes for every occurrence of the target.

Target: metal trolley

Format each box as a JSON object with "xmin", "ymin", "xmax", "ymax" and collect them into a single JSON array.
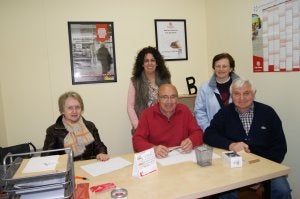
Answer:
[{"xmin": 0, "ymin": 148, "xmax": 75, "ymax": 199}]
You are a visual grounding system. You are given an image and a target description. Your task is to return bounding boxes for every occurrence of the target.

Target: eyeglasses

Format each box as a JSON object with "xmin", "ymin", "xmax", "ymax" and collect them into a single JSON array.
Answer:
[
  {"xmin": 159, "ymin": 95, "xmax": 178, "ymax": 101},
  {"xmin": 65, "ymin": 105, "xmax": 81, "ymax": 111},
  {"xmin": 214, "ymin": 64, "xmax": 230, "ymax": 69}
]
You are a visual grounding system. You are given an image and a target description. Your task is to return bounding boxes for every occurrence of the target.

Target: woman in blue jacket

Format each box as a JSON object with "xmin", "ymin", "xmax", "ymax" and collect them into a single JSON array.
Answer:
[{"xmin": 194, "ymin": 53, "xmax": 239, "ymax": 131}]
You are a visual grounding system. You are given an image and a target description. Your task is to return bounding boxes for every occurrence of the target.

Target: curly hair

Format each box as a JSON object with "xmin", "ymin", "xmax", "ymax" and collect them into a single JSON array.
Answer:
[
  {"xmin": 131, "ymin": 46, "xmax": 171, "ymax": 80},
  {"xmin": 212, "ymin": 53, "xmax": 235, "ymax": 71},
  {"xmin": 130, "ymin": 46, "xmax": 171, "ymax": 118}
]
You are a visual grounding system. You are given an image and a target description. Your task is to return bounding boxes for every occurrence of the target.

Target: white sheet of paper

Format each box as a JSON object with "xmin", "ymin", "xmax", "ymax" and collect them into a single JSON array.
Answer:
[
  {"xmin": 157, "ymin": 149, "xmax": 221, "ymax": 166},
  {"xmin": 80, "ymin": 157, "xmax": 132, "ymax": 177},
  {"xmin": 132, "ymin": 148, "xmax": 157, "ymax": 177},
  {"xmin": 22, "ymin": 155, "xmax": 59, "ymax": 173}
]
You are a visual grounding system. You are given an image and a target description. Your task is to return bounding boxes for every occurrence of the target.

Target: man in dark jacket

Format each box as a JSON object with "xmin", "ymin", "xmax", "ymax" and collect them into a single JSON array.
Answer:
[
  {"xmin": 97, "ymin": 44, "xmax": 112, "ymax": 74},
  {"xmin": 204, "ymin": 77, "xmax": 291, "ymax": 199}
]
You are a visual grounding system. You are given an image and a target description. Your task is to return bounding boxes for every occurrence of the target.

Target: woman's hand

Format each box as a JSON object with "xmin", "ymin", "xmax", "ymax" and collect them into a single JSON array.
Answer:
[{"xmin": 96, "ymin": 153, "xmax": 110, "ymax": 161}]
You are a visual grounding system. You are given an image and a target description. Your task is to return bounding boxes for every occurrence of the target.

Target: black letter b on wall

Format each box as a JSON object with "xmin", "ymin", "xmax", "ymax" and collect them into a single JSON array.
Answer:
[{"xmin": 186, "ymin": 76, "xmax": 197, "ymax": 95}]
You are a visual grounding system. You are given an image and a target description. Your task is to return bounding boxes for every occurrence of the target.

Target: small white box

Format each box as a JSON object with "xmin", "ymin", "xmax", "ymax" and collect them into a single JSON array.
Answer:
[{"xmin": 222, "ymin": 151, "xmax": 243, "ymax": 168}]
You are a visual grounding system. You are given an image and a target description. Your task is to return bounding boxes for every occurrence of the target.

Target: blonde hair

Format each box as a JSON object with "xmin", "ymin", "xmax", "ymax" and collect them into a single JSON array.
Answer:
[{"xmin": 58, "ymin": 91, "xmax": 84, "ymax": 114}]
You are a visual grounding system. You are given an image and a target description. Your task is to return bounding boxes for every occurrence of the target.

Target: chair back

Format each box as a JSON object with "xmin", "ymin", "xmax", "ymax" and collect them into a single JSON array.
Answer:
[{"xmin": 0, "ymin": 142, "xmax": 36, "ymax": 165}]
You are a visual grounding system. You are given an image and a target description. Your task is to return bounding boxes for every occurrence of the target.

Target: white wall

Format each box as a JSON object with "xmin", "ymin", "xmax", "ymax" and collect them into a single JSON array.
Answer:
[
  {"xmin": 0, "ymin": 0, "xmax": 299, "ymax": 198},
  {"xmin": 0, "ymin": 83, "xmax": 7, "ymax": 146},
  {"xmin": 0, "ymin": 0, "xmax": 208, "ymax": 154},
  {"xmin": 206, "ymin": 1, "xmax": 300, "ymax": 198}
]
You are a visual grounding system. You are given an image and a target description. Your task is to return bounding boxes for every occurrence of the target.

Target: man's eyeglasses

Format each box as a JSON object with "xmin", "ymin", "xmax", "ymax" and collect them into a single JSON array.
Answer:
[{"xmin": 159, "ymin": 95, "xmax": 178, "ymax": 101}]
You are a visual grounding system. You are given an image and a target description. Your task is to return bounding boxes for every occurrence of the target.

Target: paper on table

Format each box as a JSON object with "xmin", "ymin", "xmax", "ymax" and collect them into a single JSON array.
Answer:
[
  {"xmin": 80, "ymin": 157, "xmax": 132, "ymax": 177},
  {"xmin": 22, "ymin": 155, "xmax": 59, "ymax": 173},
  {"xmin": 157, "ymin": 149, "xmax": 221, "ymax": 166}
]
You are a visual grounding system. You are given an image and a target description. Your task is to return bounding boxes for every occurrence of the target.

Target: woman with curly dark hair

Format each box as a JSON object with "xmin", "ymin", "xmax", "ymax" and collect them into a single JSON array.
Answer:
[{"xmin": 127, "ymin": 46, "xmax": 171, "ymax": 134}]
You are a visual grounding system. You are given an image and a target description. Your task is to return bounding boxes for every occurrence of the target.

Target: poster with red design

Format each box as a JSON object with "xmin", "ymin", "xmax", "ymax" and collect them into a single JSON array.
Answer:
[
  {"xmin": 252, "ymin": 0, "xmax": 300, "ymax": 72},
  {"xmin": 68, "ymin": 22, "xmax": 117, "ymax": 84}
]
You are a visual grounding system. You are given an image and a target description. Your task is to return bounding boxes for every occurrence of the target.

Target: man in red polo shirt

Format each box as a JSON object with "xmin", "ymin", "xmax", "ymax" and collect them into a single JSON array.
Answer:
[{"xmin": 132, "ymin": 83, "xmax": 203, "ymax": 158}]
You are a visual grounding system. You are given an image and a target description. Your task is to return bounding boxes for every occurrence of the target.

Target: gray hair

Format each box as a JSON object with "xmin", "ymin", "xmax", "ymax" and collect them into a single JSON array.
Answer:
[{"xmin": 230, "ymin": 77, "xmax": 256, "ymax": 94}]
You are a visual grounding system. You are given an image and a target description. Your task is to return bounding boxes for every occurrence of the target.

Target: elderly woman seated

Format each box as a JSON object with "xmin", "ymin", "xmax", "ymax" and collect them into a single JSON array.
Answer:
[{"xmin": 42, "ymin": 91, "xmax": 109, "ymax": 161}]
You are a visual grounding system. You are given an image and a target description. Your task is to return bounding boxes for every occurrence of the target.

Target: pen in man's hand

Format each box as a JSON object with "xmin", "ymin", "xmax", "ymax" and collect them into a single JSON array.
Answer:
[
  {"xmin": 168, "ymin": 146, "xmax": 182, "ymax": 152},
  {"xmin": 75, "ymin": 176, "xmax": 88, "ymax": 180}
]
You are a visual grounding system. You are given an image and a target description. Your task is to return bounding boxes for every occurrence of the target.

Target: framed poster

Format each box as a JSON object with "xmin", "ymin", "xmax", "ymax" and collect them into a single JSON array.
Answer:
[
  {"xmin": 68, "ymin": 22, "xmax": 117, "ymax": 84},
  {"xmin": 154, "ymin": 19, "xmax": 188, "ymax": 61}
]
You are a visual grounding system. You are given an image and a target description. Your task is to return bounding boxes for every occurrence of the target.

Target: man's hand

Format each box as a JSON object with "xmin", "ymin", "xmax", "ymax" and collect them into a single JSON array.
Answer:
[
  {"xmin": 180, "ymin": 138, "xmax": 193, "ymax": 153},
  {"xmin": 154, "ymin": 145, "xmax": 169, "ymax": 158},
  {"xmin": 229, "ymin": 142, "xmax": 250, "ymax": 153}
]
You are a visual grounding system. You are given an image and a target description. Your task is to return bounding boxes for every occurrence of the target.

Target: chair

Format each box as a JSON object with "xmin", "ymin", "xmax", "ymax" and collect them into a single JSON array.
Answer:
[
  {"xmin": 0, "ymin": 142, "xmax": 36, "ymax": 165},
  {"xmin": 238, "ymin": 184, "xmax": 264, "ymax": 199},
  {"xmin": 178, "ymin": 94, "xmax": 196, "ymax": 113}
]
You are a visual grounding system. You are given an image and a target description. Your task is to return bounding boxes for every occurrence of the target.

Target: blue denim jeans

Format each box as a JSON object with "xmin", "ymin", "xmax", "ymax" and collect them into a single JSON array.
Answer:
[
  {"xmin": 215, "ymin": 176, "xmax": 291, "ymax": 199},
  {"xmin": 271, "ymin": 176, "xmax": 292, "ymax": 199}
]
